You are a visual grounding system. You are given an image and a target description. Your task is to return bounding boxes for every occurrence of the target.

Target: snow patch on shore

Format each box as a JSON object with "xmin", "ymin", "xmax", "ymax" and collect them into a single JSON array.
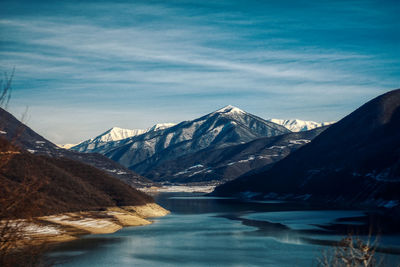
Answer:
[{"xmin": 141, "ymin": 185, "xmax": 216, "ymax": 193}]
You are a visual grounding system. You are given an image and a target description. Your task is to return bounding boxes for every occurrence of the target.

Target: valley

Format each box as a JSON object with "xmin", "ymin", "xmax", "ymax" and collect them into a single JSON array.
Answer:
[
  {"xmin": 1, "ymin": 0, "xmax": 399, "ymax": 265},
  {"xmin": 1, "ymin": 90, "xmax": 399, "ymax": 266}
]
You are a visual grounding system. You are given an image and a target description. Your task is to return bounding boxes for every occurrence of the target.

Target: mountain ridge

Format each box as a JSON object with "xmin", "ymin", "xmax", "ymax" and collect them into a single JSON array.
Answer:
[
  {"xmin": 72, "ymin": 123, "xmax": 176, "ymax": 153},
  {"xmin": 145, "ymin": 126, "xmax": 329, "ymax": 184}
]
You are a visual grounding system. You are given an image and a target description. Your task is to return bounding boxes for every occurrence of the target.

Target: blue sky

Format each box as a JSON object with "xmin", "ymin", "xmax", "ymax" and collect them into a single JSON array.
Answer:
[{"xmin": 1, "ymin": 0, "xmax": 399, "ymax": 143}]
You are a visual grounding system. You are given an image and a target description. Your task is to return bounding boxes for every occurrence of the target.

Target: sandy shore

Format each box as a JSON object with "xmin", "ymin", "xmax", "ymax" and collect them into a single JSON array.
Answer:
[{"xmin": 9, "ymin": 203, "xmax": 169, "ymax": 246}]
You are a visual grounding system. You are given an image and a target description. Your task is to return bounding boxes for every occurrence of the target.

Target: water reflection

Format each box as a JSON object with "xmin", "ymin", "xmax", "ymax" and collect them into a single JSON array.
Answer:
[{"xmin": 47, "ymin": 193, "xmax": 400, "ymax": 266}]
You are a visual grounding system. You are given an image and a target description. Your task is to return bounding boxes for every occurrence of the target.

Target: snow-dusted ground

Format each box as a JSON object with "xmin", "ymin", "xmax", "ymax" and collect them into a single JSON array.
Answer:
[
  {"xmin": 141, "ymin": 185, "xmax": 216, "ymax": 193},
  {"xmin": 23, "ymin": 223, "xmax": 61, "ymax": 235},
  {"xmin": 2, "ymin": 220, "xmax": 62, "ymax": 236},
  {"xmin": 44, "ymin": 214, "xmax": 116, "ymax": 229}
]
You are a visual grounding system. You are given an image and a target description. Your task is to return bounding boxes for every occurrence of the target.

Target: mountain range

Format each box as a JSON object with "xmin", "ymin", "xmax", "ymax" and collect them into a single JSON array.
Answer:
[
  {"xmin": 69, "ymin": 106, "xmax": 336, "ymax": 184},
  {"xmin": 71, "ymin": 105, "xmax": 308, "ymax": 183},
  {"xmin": 71, "ymin": 117, "xmax": 331, "ymax": 151},
  {"xmin": 213, "ymin": 89, "xmax": 400, "ymax": 207}
]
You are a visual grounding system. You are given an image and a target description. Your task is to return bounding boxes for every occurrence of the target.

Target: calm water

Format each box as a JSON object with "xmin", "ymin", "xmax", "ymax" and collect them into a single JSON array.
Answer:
[{"xmin": 47, "ymin": 193, "xmax": 400, "ymax": 266}]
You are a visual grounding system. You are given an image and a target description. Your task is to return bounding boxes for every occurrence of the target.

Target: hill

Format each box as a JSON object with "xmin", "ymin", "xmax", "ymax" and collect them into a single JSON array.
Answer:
[
  {"xmin": 0, "ymin": 107, "xmax": 151, "ymax": 187},
  {"xmin": 0, "ymin": 137, "xmax": 153, "ymax": 219},
  {"xmin": 213, "ymin": 89, "xmax": 400, "ymax": 207}
]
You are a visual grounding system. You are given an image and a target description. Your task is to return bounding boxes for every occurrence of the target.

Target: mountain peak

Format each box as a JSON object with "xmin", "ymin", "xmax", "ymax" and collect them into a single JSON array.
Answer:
[
  {"xmin": 148, "ymin": 123, "xmax": 176, "ymax": 132},
  {"xmin": 269, "ymin": 119, "xmax": 335, "ymax": 132},
  {"xmin": 109, "ymin": 126, "xmax": 123, "ymax": 131},
  {"xmin": 97, "ymin": 127, "xmax": 147, "ymax": 142},
  {"xmin": 215, "ymin": 105, "xmax": 245, "ymax": 114}
]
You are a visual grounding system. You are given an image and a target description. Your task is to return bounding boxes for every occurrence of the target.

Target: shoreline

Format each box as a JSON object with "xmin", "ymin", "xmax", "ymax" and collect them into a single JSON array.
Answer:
[
  {"xmin": 139, "ymin": 185, "xmax": 217, "ymax": 194},
  {"xmin": 11, "ymin": 203, "xmax": 170, "ymax": 246}
]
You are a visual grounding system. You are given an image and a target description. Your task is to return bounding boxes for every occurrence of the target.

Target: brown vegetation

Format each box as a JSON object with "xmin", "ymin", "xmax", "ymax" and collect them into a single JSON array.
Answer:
[
  {"xmin": 318, "ymin": 235, "xmax": 380, "ymax": 267},
  {"xmin": 1, "ymin": 137, "xmax": 154, "ymax": 218}
]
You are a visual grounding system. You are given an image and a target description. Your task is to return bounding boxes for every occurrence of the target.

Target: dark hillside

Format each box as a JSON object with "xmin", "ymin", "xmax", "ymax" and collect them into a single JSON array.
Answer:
[
  {"xmin": 214, "ymin": 89, "xmax": 400, "ymax": 206},
  {"xmin": 0, "ymin": 138, "xmax": 153, "ymax": 219}
]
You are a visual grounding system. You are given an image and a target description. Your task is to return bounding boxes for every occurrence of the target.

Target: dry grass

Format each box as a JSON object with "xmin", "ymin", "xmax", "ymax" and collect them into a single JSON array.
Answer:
[{"xmin": 318, "ymin": 234, "xmax": 382, "ymax": 267}]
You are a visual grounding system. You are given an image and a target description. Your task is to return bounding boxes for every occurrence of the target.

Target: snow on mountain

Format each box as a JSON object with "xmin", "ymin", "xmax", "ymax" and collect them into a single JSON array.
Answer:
[
  {"xmin": 71, "ymin": 105, "xmax": 290, "ymax": 177},
  {"xmin": 215, "ymin": 105, "xmax": 245, "ymax": 115},
  {"xmin": 147, "ymin": 123, "xmax": 177, "ymax": 132},
  {"xmin": 268, "ymin": 119, "xmax": 335, "ymax": 132},
  {"xmin": 71, "ymin": 123, "xmax": 176, "ymax": 152},
  {"xmin": 145, "ymin": 126, "xmax": 328, "ymax": 184},
  {"xmin": 57, "ymin": 143, "xmax": 79, "ymax": 149},
  {"xmin": 97, "ymin": 127, "xmax": 148, "ymax": 142}
]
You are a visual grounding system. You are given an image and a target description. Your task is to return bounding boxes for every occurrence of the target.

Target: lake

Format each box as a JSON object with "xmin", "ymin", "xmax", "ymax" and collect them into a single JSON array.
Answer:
[{"xmin": 47, "ymin": 192, "xmax": 400, "ymax": 266}]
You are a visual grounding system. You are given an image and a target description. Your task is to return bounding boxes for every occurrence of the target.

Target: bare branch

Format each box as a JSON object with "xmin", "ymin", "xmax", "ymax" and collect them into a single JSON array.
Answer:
[{"xmin": 0, "ymin": 68, "xmax": 15, "ymax": 109}]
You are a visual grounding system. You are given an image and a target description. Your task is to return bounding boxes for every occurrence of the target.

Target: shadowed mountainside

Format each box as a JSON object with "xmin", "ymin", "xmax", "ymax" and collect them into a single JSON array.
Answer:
[
  {"xmin": 213, "ymin": 89, "xmax": 400, "ymax": 207},
  {"xmin": 146, "ymin": 126, "xmax": 329, "ymax": 184}
]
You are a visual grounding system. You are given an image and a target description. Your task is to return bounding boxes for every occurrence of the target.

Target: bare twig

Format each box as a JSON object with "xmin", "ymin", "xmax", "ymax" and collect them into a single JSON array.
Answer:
[{"xmin": 318, "ymin": 234, "xmax": 380, "ymax": 267}]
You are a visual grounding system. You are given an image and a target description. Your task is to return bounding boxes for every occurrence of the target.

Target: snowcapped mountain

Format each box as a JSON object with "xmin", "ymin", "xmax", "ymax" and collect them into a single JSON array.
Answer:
[
  {"xmin": 147, "ymin": 123, "xmax": 176, "ymax": 132},
  {"xmin": 71, "ymin": 105, "xmax": 290, "ymax": 178},
  {"xmin": 72, "ymin": 123, "xmax": 176, "ymax": 153},
  {"xmin": 97, "ymin": 127, "xmax": 148, "ymax": 142},
  {"xmin": 268, "ymin": 119, "xmax": 335, "ymax": 132}
]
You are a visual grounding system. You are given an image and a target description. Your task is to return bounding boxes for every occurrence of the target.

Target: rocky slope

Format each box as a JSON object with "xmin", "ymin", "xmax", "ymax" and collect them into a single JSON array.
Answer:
[{"xmin": 146, "ymin": 126, "xmax": 329, "ymax": 184}]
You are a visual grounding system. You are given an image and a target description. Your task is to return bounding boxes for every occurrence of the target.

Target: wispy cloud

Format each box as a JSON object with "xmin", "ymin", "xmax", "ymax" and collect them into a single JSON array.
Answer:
[
  {"xmin": 0, "ymin": 0, "xmax": 399, "ymax": 143},
  {"xmin": 1, "ymin": 18, "xmax": 376, "ymax": 83}
]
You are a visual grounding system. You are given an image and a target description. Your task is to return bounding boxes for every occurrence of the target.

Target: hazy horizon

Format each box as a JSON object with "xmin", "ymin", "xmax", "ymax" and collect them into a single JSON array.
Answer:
[{"xmin": 1, "ymin": 0, "xmax": 399, "ymax": 143}]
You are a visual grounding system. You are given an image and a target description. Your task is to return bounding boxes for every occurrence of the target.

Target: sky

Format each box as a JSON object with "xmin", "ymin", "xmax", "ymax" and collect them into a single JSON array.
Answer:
[{"xmin": 1, "ymin": 0, "xmax": 399, "ymax": 144}]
